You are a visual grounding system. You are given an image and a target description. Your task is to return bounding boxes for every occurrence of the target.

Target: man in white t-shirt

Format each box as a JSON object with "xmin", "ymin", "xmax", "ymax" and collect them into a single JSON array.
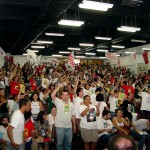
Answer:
[
  {"xmin": 0, "ymin": 115, "xmax": 10, "ymax": 150},
  {"xmin": 97, "ymin": 110, "xmax": 114, "ymax": 149},
  {"xmin": 51, "ymin": 83, "xmax": 76, "ymax": 150},
  {"xmin": 90, "ymin": 87, "xmax": 101, "ymax": 105},
  {"xmin": 7, "ymin": 98, "xmax": 31, "ymax": 150},
  {"xmin": 134, "ymin": 119, "xmax": 150, "ymax": 131},
  {"xmin": 139, "ymin": 86, "xmax": 150, "ymax": 119}
]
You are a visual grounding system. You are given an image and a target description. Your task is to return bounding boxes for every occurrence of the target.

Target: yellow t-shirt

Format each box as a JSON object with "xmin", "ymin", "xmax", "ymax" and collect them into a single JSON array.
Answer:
[{"xmin": 20, "ymin": 84, "xmax": 25, "ymax": 94}]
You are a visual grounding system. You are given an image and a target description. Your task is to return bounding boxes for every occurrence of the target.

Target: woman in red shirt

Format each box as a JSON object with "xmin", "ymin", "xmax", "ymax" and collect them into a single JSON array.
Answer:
[{"xmin": 10, "ymin": 76, "xmax": 20, "ymax": 95}]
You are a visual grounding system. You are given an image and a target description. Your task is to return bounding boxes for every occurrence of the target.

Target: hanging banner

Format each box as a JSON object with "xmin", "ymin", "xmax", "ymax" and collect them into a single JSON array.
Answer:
[
  {"xmin": 105, "ymin": 52, "xmax": 118, "ymax": 61},
  {"xmin": 142, "ymin": 51, "xmax": 149, "ymax": 64}
]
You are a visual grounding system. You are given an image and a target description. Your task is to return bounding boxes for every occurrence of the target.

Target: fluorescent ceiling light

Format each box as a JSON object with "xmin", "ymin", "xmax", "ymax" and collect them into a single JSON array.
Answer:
[
  {"xmin": 68, "ymin": 47, "xmax": 81, "ymax": 51},
  {"xmin": 23, "ymin": 53, "xmax": 27, "ymax": 56},
  {"xmin": 79, "ymin": 1, "xmax": 113, "ymax": 11},
  {"xmin": 131, "ymin": 39, "xmax": 146, "ymax": 43},
  {"xmin": 76, "ymin": 56, "xmax": 85, "ymax": 58},
  {"xmin": 31, "ymin": 50, "xmax": 39, "ymax": 53},
  {"xmin": 32, "ymin": 42, "xmax": 43, "ymax": 45},
  {"xmin": 85, "ymin": 52, "xmax": 96, "ymax": 55},
  {"xmin": 125, "ymin": 52, "xmax": 132, "ymax": 54},
  {"xmin": 37, "ymin": 40, "xmax": 53, "ymax": 44},
  {"xmin": 59, "ymin": 51, "xmax": 70, "ymax": 54},
  {"xmin": 58, "ymin": 19, "xmax": 84, "ymax": 27},
  {"xmin": 45, "ymin": 32, "xmax": 65, "ymax": 36},
  {"xmin": 117, "ymin": 26, "xmax": 141, "ymax": 33},
  {"xmin": 99, "ymin": 57, "xmax": 107, "ymax": 59},
  {"xmin": 112, "ymin": 45, "xmax": 125, "ymax": 49},
  {"xmin": 31, "ymin": 45, "xmax": 45, "ymax": 49},
  {"xmin": 95, "ymin": 36, "xmax": 112, "ymax": 40},
  {"xmin": 79, "ymin": 43, "xmax": 94, "ymax": 47},
  {"xmin": 97, "ymin": 49, "xmax": 108, "ymax": 52},
  {"xmin": 121, "ymin": 26, "xmax": 141, "ymax": 31},
  {"xmin": 117, "ymin": 27, "xmax": 136, "ymax": 33},
  {"xmin": 52, "ymin": 55, "xmax": 63, "ymax": 57},
  {"xmin": 142, "ymin": 48, "xmax": 150, "ymax": 50}
]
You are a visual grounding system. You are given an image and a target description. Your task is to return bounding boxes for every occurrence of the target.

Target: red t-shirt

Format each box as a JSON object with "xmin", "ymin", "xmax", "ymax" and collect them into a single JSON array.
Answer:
[
  {"xmin": 29, "ymin": 78, "xmax": 38, "ymax": 91},
  {"xmin": 10, "ymin": 81, "xmax": 20, "ymax": 95},
  {"xmin": 122, "ymin": 85, "xmax": 135, "ymax": 95},
  {"xmin": 24, "ymin": 120, "xmax": 34, "ymax": 139}
]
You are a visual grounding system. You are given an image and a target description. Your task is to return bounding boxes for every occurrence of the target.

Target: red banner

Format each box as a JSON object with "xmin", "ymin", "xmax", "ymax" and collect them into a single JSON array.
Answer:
[{"xmin": 142, "ymin": 51, "xmax": 149, "ymax": 64}]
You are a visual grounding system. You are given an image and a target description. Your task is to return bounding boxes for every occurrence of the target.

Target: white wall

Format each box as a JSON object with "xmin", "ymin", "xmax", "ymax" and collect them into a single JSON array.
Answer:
[{"xmin": 104, "ymin": 44, "xmax": 150, "ymax": 74}]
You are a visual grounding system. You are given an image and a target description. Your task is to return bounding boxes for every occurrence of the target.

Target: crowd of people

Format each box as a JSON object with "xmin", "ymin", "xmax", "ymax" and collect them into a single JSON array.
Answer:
[{"xmin": 0, "ymin": 61, "xmax": 150, "ymax": 150}]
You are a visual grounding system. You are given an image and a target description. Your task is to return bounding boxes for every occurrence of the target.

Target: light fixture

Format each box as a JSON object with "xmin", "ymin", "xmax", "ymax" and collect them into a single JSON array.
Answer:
[
  {"xmin": 95, "ymin": 36, "xmax": 112, "ymax": 40},
  {"xmin": 79, "ymin": 43, "xmax": 94, "ymax": 47},
  {"xmin": 23, "ymin": 53, "xmax": 27, "ymax": 56},
  {"xmin": 37, "ymin": 40, "xmax": 53, "ymax": 44},
  {"xmin": 142, "ymin": 48, "xmax": 150, "ymax": 50},
  {"xmin": 31, "ymin": 50, "xmax": 39, "ymax": 53},
  {"xmin": 117, "ymin": 27, "xmax": 136, "ymax": 33},
  {"xmin": 45, "ymin": 32, "xmax": 65, "ymax": 36},
  {"xmin": 85, "ymin": 52, "xmax": 96, "ymax": 55},
  {"xmin": 32, "ymin": 42, "xmax": 43, "ymax": 45},
  {"xmin": 112, "ymin": 45, "xmax": 125, "ymax": 49},
  {"xmin": 52, "ymin": 55, "xmax": 63, "ymax": 57},
  {"xmin": 59, "ymin": 51, "xmax": 70, "ymax": 54},
  {"xmin": 79, "ymin": 0, "xmax": 113, "ymax": 11},
  {"xmin": 76, "ymin": 56, "xmax": 86, "ymax": 58},
  {"xmin": 58, "ymin": 19, "xmax": 84, "ymax": 27},
  {"xmin": 31, "ymin": 45, "xmax": 45, "ymax": 49},
  {"xmin": 68, "ymin": 47, "xmax": 81, "ymax": 51},
  {"xmin": 131, "ymin": 39, "xmax": 146, "ymax": 43},
  {"xmin": 117, "ymin": 26, "xmax": 141, "ymax": 33},
  {"xmin": 99, "ymin": 57, "xmax": 107, "ymax": 59},
  {"xmin": 125, "ymin": 52, "xmax": 133, "ymax": 54},
  {"xmin": 97, "ymin": 49, "xmax": 108, "ymax": 52}
]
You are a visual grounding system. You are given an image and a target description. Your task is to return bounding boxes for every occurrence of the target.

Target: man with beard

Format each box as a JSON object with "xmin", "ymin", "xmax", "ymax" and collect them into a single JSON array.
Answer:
[
  {"xmin": 0, "ymin": 115, "xmax": 10, "ymax": 150},
  {"xmin": 7, "ymin": 98, "xmax": 31, "ymax": 150}
]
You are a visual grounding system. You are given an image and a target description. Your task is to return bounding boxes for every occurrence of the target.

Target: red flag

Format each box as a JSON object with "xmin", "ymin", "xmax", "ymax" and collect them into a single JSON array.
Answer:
[
  {"xmin": 142, "ymin": 51, "xmax": 149, "ymax": 64},
  {"xmin": 68, "ymin": 51, "xmax": 75, "ymax": 70}
]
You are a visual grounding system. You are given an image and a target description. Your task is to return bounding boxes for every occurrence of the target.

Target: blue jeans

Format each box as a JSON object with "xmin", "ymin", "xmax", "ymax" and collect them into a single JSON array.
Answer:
[
  {"xmin": 100, "ymin": 134, "xmax": 114, "ymax": 145},
  {"xmin": 56, "ymin": 127, "xmax": 72, "ymax": 150},
  {"xmin": 130, "ymin": 130, "xmax": 145, "ymax": 150},
  {"xmin": 110, "ymin": 111, "xmax": 115, "ymax": 119},
  {"xmin": 6, "ymin": 142, "xmax": 24, "ymax": 150}
]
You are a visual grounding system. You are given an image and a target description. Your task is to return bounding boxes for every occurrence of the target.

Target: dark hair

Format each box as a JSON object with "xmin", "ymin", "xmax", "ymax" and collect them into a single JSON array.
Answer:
[
  {"xmin": 115, "ymin": 109, "xmax": 123, "ymax": 115},
  {"xmin": 36, "ymin": 111, "xmax": 46, "ymax": 125},
  {"xmin": 102, "ymin": 110, "xmax": 111, "ymax": 117},
  {"xmin": 83, "ymin": 95, "xmax": 90, "ymax": 100},
  {"xmin": 0, "ymin": 115, "xmax": 9, "ymax": 125},
  {"xmin": 108, "ymin": 134, "xmax": 137, "ymax": 150},
  {"xmin": 95, "ymin": 87, "xmax": 101, "ymax": 93},
  {"xmin": 96, "ymin": 93, "xmax": 104, "ymax": 102},
  {"xmin": 19, "ymin": 98, "xmax": 30, "ymax": 108},
  {"xmin": 76, "ymin": 88, "xmax": 83, "ymax": 96},
  {"xmin": 62, "ymin": 89, "xmax": 69, "ymax": 94},
  {"xmin": 24, "ymin": 111, "xmax": 32, "ymax": 121},
  {"xmin": 30, "ymin": 92, "xmax": 40, "ymax": 101}
]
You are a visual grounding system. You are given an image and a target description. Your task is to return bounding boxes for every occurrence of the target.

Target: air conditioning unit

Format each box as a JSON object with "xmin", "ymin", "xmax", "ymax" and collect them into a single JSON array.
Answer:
[{"xmin": 122, "ymin": 0, "xmax": 144, "ymax": 7}]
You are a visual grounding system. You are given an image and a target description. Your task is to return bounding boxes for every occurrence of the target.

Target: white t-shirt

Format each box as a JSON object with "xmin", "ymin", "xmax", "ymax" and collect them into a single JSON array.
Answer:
[
  {"xmin": 134, "ymin": 119, "xmax": 150, "ymax": 131},
  {"xmin": 53, "ymin": 98, "xmax": 75, "ymax": 128},
  {"xmin": 108, "ymin": 96, "xmax": 118, "ymax": 112},
  {"xmin": 95, "ymin": 101, "xmax": 107, "ymax": 118},
  {"xmin": 47, "ymin": 114, "xmax": 55, "ymax": 131},
  {"xmin": 0, "ymin": 126, "xmax": 10, "ymax": 142},
  {"xmin": 7, "ymin": 99, "xmax": 15, "ymax": 114},
  {"xmin": 139, "ymin": 92, "xmax": 150, "ymax": 111},
  {"xmin": 90, "ymin": 93, "xmax": 96, "ymax": 104},
  {"xmin": 10, "ymin": 110, "xmax": 24, "ymax": 145},
  {"xmin": 79, "ymin": 104, "xmax": 97, "ymax": 129},
  {"xmin": 73, "ymin": 97, "xmax": 83, "ymax": 119},
  {"xmin": 83, "ymin": 88, "xmax": 92, "ymax": 96},
  {"xmin": 97, "ymin": 118, "xmax": 113, "ymax": 137},
  {"xmin": 89, "ymin": 87, "xmax": 96, "ymax": 95}
]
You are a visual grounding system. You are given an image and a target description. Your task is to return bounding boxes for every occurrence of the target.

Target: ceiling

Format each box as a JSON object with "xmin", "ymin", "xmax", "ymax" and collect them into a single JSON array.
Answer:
[{"xmin": 1, "ymin": 0, "xmax": 150, "ymax": 58}]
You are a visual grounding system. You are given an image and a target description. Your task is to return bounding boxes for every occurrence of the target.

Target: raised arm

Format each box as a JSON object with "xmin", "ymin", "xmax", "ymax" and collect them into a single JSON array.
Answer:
[
  {"xmin": 73, "ymin": 78, "xmax": 79, "ymax": 98},
  {"xmin": 51, "ymin": 83, "xmax": 64, "ymax": 101}
]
